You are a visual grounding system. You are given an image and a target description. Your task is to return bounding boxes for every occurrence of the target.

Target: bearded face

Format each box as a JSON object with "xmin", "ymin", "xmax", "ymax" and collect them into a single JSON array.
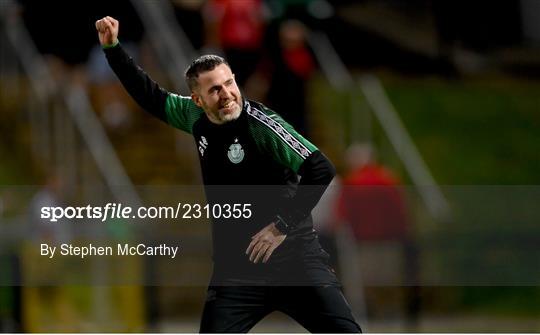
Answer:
[{"xmin": 191, "ymin": 64, "xmax": 243, "ymax": 125}]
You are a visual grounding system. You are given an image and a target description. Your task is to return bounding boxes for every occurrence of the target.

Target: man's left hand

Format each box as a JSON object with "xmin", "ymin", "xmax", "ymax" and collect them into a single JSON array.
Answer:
[{"xmin": 246, "ymin": 223, "xmax": 286, "ymax": 263}]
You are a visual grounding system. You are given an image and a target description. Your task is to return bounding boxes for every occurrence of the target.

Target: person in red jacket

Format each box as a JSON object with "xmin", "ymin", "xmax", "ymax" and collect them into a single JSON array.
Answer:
[
  {"xmin": 336, "ymin": 143, "xmax": 410, "ymax": 241},
  {"xmin": 202, "ymin": 0, "xmax": 266, "ymax": 87},
  {"xmin": 336, "ymin": 143, "xmax": 420, "ymax": 330}
]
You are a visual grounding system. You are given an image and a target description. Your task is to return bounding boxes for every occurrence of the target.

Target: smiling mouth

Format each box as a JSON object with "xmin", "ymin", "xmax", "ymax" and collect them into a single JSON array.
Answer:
[{"xmin": 220, "ymin": 101, "xmax": 235, "ymax": 111}]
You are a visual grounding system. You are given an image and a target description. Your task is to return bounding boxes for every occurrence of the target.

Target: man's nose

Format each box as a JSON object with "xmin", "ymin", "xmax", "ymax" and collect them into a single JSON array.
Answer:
[{"xmin": 219, "ymin": 86, "xmax": 232, "ymax": 99}]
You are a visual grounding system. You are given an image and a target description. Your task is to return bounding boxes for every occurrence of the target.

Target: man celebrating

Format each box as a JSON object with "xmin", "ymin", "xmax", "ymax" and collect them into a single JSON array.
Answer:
[{"xmin": 96, "ymin": 16, "xmax": 361, "ymax": 333}]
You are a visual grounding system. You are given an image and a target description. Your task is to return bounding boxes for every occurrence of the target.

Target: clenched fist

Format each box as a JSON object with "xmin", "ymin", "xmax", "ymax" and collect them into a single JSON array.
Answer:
[{"xmin": 95, "ymin": 16, "xmax": 119, "ymax": 46}]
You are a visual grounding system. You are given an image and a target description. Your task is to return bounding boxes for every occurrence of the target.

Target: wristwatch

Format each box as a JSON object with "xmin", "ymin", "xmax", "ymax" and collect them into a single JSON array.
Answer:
[{"xmin": 274, "ymin": 215, "xmax": 291, "ymax": 235}]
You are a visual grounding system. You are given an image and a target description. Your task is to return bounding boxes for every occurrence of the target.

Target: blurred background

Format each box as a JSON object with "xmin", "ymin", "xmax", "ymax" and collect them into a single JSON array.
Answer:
[{"xmin": 1, "ymin": 0, "xmax": 539, "ymax": 332}]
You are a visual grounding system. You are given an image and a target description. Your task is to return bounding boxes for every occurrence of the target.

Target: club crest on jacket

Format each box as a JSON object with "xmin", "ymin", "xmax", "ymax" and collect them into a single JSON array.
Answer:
[{"xmin": 227, "ymin": 138, "xmax": 244, "ymax": 164}]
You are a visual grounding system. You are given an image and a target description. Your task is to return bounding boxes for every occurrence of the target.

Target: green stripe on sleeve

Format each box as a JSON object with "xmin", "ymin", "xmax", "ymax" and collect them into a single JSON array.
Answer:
[
  {"xmin": 165, "ymin": 93, "xmax": 204, "ymax": 134},
  {"xmin": 247, "ymin": 102, "xmax": 318, "ymax": 173}
]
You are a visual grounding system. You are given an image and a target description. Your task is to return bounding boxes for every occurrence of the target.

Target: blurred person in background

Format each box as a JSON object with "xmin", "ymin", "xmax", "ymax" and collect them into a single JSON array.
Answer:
[
  {"xmin": 336, "ymin": 143, "xmax": 420, "ymax": 330},
  {"xmin": 262, "ymin": 19, "xmax": 316, "ymax": 136},
  {"xmin": 336, "ymin": 143, "xmax": 410, "ymax": 242},
  {"xmin": 95, "ymin": 16, "xmax": 361, "ymax": 333},
  {"xmin": 202, "ymin": 0, "xmax": 266, "ymax": 88},
  {"xmin": 25, "ymin": 175, "xmax": 82, "ymax": 331}
]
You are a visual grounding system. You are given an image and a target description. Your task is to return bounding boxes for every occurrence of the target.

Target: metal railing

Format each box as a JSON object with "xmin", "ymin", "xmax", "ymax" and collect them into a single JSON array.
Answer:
[
  {"xmin": 308, "ymin": 29, "xmax": 450, "ymax": 329},
  {"xmin": 130, "ymin": 0, "xmax": 196, "ymax": 93},
  {"xmin": 0, "ymin": 0, "xmax": 141, "ymax": 207},
  {"xmin": 308, "ymin": 30, "xmax": 450, "ymax": 221}
]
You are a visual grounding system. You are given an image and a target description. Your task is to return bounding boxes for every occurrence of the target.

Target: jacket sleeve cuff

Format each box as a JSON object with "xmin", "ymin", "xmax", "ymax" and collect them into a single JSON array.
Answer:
[{"xmin": 102, "ymin": 40, "xmax": 120, "ymax": 50}]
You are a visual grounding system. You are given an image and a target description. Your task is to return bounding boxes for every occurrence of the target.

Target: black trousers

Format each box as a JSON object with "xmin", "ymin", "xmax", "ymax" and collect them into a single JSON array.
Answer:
[{"xmin": 199, "ymin": 285, "xmax": 362, "ymax": 333}]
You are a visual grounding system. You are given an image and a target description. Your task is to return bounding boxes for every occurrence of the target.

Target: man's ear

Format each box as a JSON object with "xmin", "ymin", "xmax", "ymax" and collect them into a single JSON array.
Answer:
[{"xmin": 191, "ymin": 93, "xmax": 202, "ymax": 108}]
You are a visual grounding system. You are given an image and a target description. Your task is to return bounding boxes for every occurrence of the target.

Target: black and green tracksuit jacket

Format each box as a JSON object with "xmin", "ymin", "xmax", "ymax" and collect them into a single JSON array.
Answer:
[{"xmin": 104, "ymin": 43, "xmax": 338, "ymax": 285}]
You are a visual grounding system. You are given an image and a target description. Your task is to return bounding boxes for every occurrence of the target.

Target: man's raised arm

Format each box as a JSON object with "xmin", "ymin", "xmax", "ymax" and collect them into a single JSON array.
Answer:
[{"xmin": 95, "ymin": 16, "xmax": 169, "ymax": 123}]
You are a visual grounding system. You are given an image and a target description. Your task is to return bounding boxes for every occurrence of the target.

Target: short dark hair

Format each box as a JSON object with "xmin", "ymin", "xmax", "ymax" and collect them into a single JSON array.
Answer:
[{"xmin": 185, "ymin": 55, "xmax": 229, "ymax": 92}]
